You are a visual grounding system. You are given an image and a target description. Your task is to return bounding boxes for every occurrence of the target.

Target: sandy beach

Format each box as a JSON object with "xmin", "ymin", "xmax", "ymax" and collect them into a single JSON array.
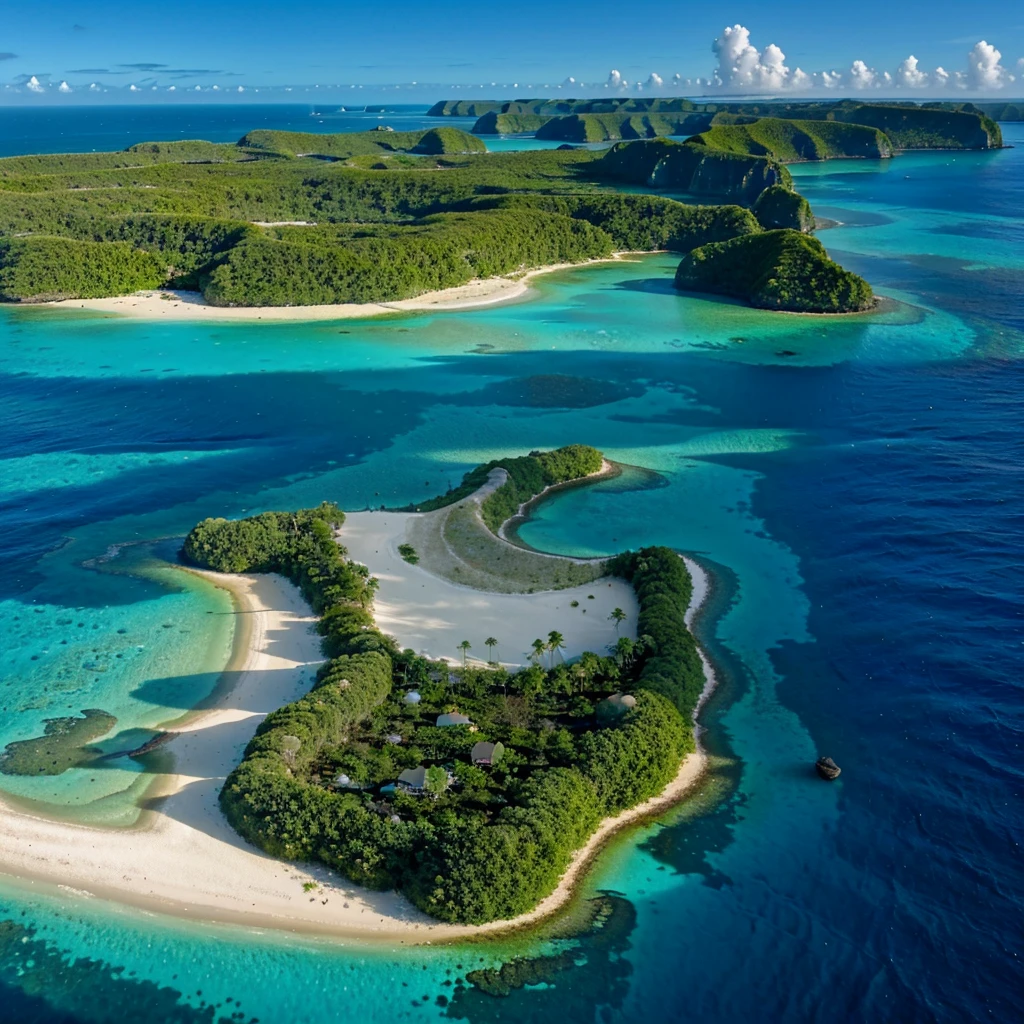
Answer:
[
  {"xmin": 0, "ymin": 557, "xmax": 714, "ymax": 942},
  {"xmin": 42, "ymin": 256, "xmax": 636, "ymax": 322},
  {"xmin": 340, "ymin": 494, "xmax": 638, "ymax": 668}
]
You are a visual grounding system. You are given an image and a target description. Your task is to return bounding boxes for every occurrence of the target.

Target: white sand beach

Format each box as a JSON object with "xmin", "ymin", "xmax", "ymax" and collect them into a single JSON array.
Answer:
[
  {"xmin": 0, "ymin": 556, "xmax": 714, "ymax": 942},
  {"xmin": 42, "ymin": 257, "xmax": 636, "ymax": 322},
  {"xmin": 340, "ymin": 506, "xmax": 638, "ymax": 667}
]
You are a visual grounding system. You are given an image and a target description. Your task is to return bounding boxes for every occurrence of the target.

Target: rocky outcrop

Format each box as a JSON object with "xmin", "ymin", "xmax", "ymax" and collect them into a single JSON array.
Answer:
[{"xmin": 815, "ymin": 756, "xmax": 842, "ymax": 780}]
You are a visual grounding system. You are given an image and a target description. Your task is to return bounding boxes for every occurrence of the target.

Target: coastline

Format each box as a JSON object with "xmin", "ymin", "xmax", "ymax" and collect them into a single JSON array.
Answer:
[
  {"xmin": 0, "ymin": 556, "xmax": 716, "ymax": 943},
  {"xmin": 37, "ymin": 255, "xmax": 643, "ymax": 323}
]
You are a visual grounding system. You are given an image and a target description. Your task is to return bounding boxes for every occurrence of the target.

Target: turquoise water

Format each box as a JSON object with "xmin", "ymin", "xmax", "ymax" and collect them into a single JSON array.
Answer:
[{"xmin": 0, "ymin": 120, "xmax": 1021, "ymax": 1022}]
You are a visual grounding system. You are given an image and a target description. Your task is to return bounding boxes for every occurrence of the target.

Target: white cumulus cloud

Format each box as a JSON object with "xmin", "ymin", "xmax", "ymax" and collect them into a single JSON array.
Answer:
[
  {"xmin": 711, "ymin": 24, "xmax": 804, "ymax": 90},
  {"xmin": 26, "ymin": 75, "xmax": 44, "ymax": 92},
  {"xmin": 849, "ymin": 60, "xmax": 879, "ymax": 89},
  {"xmin": 966, "ymin": 40, "xmax": 1011, "ymax": 89},
  {"xmin": 895, "ymin": 56, "xmax": 929, "ymax": 89},
  {"xmin": 688, "ymin": 24, "xmax": 1020, "ymax": 95},
  {"xmin": 647, "ymin": 72, "xmax": 663, "ymax": 89},
  {"xmin": 58, "ymin": 80, "xmax": 71, "ymax": 93}
]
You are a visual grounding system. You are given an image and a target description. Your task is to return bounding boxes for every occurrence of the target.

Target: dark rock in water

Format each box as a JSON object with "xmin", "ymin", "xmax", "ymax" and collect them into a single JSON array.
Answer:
[{"xmin": 815, "ymin": 756, "xmax": 842, "ymax": 780}]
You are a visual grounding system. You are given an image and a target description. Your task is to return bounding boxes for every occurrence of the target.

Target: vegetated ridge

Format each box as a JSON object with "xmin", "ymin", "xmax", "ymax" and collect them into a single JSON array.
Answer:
[{"xmin": 0, "ymin": 120, "xmax": 868, "ymax": 313}]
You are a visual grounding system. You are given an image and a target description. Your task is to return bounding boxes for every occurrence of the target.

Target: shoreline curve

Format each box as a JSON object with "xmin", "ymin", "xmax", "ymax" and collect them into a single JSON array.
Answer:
[
  {"xmin": 35, "ymin": 254, "xmax": 646, "ymax": 323},
  {"xmin": 0, "ymin": 554, "xmax": 716, "ymax": 944}
]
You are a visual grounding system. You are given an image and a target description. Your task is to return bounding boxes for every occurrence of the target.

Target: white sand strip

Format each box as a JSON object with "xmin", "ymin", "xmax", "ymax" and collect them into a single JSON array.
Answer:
[
  {"xmin": 38, "ymin": 256, "xmax": 641, "ymax": 322},
  {"xmin": 0, "ymin": 556, "xmax": 715, "ymax": 941}
]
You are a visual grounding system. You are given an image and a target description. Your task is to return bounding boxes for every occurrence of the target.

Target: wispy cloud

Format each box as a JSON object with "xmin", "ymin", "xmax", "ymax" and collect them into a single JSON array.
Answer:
[{"xmin": 0, "ymin": 52, "xmax": 17, "ymax": 61}]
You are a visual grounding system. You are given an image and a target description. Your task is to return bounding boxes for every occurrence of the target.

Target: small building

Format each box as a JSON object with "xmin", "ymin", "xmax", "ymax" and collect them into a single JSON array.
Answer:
[
  {"xmin": 397, "ymin": 767, "xmax": 428, "ymax": 792},
  {"xmin": 395, "ymin": 765, "xmax": 451, "ymax": 795},
  {"xmin": 404, "ymin": 691, "xmax": 421, "ymax": 705},
  {"xmin": 436, "ymin": 712, "xmax": 472, "ymax": 728},
  {"xmin": 471, "ymin": 741, "xmax": 505, "ymax": 766}
]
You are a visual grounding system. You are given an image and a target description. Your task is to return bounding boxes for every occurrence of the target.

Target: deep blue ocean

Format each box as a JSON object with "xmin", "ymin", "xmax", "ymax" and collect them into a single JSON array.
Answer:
[{"xmin": 0, "ymin": 106, "xmax": 1020, "ymax": 1023}]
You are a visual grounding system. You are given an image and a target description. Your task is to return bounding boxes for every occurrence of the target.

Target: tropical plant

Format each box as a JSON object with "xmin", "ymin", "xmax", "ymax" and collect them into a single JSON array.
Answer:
[
  {"xmin": 457, "ymin": 640, "xmax": 472, "ymax": 667},
  {"xmin": 484, "ymin": 637, "xmax": 499, "ymax": 664},
  {"xmin": 530, "ymin": 638, "xmax": 546, "ymax": 664},
  {"xmin": 547, "ymin": 630, "xmax": 566, "ymax": 668},
  {"xmin": 610, "ymin": 607, "xmax": 627, "ymax": 633}
]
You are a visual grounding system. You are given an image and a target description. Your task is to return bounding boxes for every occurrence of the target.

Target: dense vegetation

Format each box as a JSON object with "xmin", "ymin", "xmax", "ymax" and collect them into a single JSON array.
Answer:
[
  {"xmin": 597, "ymin": 137, "xmax": 792, "ymax": 203},
  {"xmin": 0, "ymin": 121, "xmax": 880, "ymax": 310},
  {"xmin": 752, "ymin": 185, "xmax": 815, "ymax": 232},
  {"xmin": 183, "ymin": 449, "xmax": 707, "ymax": 923},
  {"xmin": 689, "ymin": 117, "xmax": 893, "ymax": 161},
  {"xmin": 675, "ymin": 229, "xmax": 874, "ymax": 314},
  {"xmin": 395, "ymin": 444, "xmax": 603, "ymax": 521},
  {"xmin": 534, "ymin": 112, "xmax": 713, "ymax": 142},
  {"xmin": 202, "ymin": 210, "xmax": 612, "ymax": 306},
  {"xmin": 0, "ymin": 236, "xmax": 164, "ymax": 301},
  {"xmin": 470, "ymin": 112, "xmax": 553, "ymax": 135},
  {"xmin": 459, "ymin": 193, "xmax": 761, "ymax": 253},
  {"xmin": 433, "ymin": 98, "xmax": 1004, "ymax": 149}
]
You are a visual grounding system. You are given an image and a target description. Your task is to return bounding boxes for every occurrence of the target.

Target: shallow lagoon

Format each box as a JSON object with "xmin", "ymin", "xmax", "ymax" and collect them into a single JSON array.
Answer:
[{"xmin": 0, "ymin": 125, "xmax": 1020, "ymax": 1022}]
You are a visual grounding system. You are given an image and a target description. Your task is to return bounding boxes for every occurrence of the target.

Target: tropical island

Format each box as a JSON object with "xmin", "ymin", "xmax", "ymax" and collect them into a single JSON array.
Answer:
[
  {"xmin": 0, "ymin": 99, "xmax": 1001, "ymax": 316},
  {"xmin": 0, "ymin": 112, "xmax": 885, "ymax": 314},
  {"xmin": 430, "ymin": 96, "xmax": 1006, "ymax": 148},
  {"xmin": 178, "ymin": 445, "xmax": 710, "ymax": 925}
]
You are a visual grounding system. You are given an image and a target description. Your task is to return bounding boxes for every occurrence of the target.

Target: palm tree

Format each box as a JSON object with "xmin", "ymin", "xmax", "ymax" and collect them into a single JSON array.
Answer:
[
  {"xmin": 484, "ymin": 637, "xmax": 499, "ymax": 665},
  {"xmin": 609, "ymin": 607, "xmax": 627, "ymax": 633},
  {"xmin": 612, "ymin": 635, "xmax": 635, "ymax": 668},
  {"xmin": 530, "ymin": 638, "xmax": 546, "ymax": 665},
  {"xmin": 457, "ymin": 640, "xmax": 472, "ymax": 667},
  {"xmin": 547, "ymin": 630, "xmax": 565, "ymax": 669}
]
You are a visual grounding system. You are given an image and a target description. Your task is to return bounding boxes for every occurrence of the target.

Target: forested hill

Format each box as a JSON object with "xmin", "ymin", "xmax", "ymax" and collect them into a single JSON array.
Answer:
[{"xmin": 0, "ymin": 120, "xmax": 871, "ymax": 313}]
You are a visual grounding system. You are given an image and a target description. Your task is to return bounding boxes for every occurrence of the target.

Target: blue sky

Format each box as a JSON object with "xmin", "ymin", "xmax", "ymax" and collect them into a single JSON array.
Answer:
[{"xmin": 2, "ymin": 2, "xmax": 1022, "ymax": 100}]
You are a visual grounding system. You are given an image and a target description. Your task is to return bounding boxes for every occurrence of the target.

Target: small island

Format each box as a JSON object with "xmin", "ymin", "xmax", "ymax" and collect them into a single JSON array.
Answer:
[{"xmin": 181, "ymin": 445, "xmax": 711, "ymax": 925}]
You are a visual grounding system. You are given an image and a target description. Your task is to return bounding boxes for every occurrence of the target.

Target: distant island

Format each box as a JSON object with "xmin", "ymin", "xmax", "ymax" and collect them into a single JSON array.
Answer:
[
  {"xmin": 431, "ymin": 96, "xmax": 1008, "ymax": 147},
  {"xmin": 2, "ymin": 98, "xmax": 1001, "ymax": 317},
  {"xmin": 181, "ymin": 445, "xmax": 710, "ymax": 925}
]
